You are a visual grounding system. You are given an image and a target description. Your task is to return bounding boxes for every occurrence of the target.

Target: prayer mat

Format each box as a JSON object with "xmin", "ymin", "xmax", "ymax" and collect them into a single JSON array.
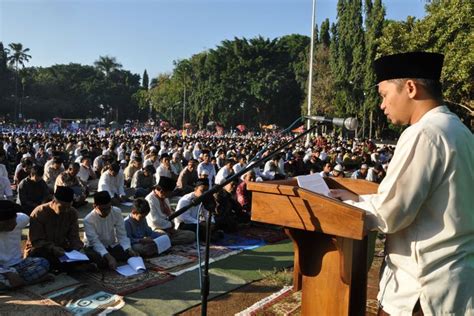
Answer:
[
  {"xmin": 145, "ymin": 242, "xmax": 242, "ymax": 276},
  {"xmin": 172, "ymin": 242, "xmax": 237, "ymax": 259},
  {"xmin": 236, "ymin": 286, "xmax": 300, "ymax": 316},
  {"xmin": 214, "ymin": 233, "xmax": 266, "ymax": 250},
  {"xmin": 25, "ymin": 273, "xmax": 82, "ymax": 298},
  {"xmin": 62, "ymin": 289, "xmax": 124, "ymax": 316},
  {"xmin": 76, "ymin": 264, "xmax": 174, "ymax": 295},
  {"xmin": 0, "ymin": 288, "xmax": 72, "ymax": 316},
  {"xmin": 238, "ymin": 225, "xmax": 288, "ymax": 243},
  {"xmin": 147, "ymin": 254, "xmax": 195, "ymax": 271}
]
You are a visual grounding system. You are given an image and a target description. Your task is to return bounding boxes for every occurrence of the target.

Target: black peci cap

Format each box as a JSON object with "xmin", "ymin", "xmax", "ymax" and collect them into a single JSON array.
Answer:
[{"xmin": 374, "ymin": 52, "xmax": 444, "ymax": 83}]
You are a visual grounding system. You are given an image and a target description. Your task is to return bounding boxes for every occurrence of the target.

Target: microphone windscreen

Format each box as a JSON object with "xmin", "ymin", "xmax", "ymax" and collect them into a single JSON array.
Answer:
[{"xmin": 344, "ymin": 118, "xmax": 358, "ymax": 131}]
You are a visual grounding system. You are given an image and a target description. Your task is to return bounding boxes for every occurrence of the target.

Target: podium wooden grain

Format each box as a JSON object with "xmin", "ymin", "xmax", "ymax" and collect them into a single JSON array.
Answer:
[{"xmin": 248, "ymin": 178, "xmax": 378, "ymax": 316}]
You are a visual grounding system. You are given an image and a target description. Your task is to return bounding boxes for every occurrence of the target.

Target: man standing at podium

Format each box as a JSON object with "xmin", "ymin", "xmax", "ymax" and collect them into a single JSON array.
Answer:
[{"xmin": 331, "ymin": 52, "xmax": 473, "ymax": 315}]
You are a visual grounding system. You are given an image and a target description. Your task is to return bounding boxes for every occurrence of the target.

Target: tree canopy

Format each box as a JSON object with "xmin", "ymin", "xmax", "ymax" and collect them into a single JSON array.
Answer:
[{"xmin": 1, "ymin": 0, "xmax": 471, "ymax": 132}]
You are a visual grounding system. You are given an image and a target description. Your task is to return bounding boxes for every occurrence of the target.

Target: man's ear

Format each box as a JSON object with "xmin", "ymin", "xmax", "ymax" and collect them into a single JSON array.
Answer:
[{"xmin": 405, "ymin": 79, "xmax": 418, "ymax": 99}]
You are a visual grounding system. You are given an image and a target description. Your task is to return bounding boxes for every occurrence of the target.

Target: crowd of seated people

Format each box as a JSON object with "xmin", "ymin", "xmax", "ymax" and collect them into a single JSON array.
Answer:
[{"xmin": 0, "ymin": 127, "xmax": 394, "ymax": 290}]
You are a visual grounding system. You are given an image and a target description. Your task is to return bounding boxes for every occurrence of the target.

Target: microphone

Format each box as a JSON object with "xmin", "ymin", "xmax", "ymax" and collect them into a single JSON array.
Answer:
[{"xmin": 304, "ymin": 116, "xmax": 358, "ymax": 131}]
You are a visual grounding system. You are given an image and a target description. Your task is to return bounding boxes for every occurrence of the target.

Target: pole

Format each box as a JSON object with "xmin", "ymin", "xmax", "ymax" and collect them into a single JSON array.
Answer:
[
  {"xmin": 200, "ymin": 205, "xmax": 212, "ymax": 316},
  {"xmin": 362, "ymin": 103, "xmax": 366, "ymax": 139},
  {"xmin": 369, "ymin": 110, "xmax": 373, "ymax": 139},
  {"xmin": 305, "ymin": 0, "xmax": 317, "ymax": 146},
  {"xmin": 182, "ymin": 82, "xmax": 186, "ymax": 128}
]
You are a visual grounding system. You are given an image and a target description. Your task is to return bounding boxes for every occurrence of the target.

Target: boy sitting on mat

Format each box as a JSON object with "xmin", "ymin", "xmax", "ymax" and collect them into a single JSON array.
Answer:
[{"xmin": 124, "ymin": 198, "xmax": 171, "ymax": 257}]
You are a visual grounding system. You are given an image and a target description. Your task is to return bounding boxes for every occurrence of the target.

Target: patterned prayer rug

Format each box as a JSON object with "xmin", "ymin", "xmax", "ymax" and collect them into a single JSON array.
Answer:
[
  {"xmin": 147, "ymin": 254, "xmax": 195, "ymax": 271},
  {"xmin": 150, "ymin": 243, "xmax": 242, "ymax": 276},
  {"xmin": 76, "ymin": 264, "xmax": 174, "ymax": 295},
  {"xmin": 236, "ymin": 286, "xmax": 300, "ymax": 316},
  {"xmin": 0, "ymin": 288, "xmax": 72, "ymax": 316},
  {"xmin": 60, "ymin": 288, "xmax": 124, "ymax": 316},
  {"xmin": 25, "ymin": 273, "xmax": 82, "ymax": 298}
]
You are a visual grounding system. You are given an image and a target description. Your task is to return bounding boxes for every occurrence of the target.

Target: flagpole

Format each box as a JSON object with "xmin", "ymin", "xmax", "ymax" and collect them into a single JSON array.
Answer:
[{"xmin": 305, "ymin": 0, "xmax": 317, "ymax": 147}]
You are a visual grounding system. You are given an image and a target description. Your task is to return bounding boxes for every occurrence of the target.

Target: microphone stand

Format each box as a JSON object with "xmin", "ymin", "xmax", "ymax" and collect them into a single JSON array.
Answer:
[{"xmin": 168, "ymin": 120, "xmax": 320, "ymax": 316}]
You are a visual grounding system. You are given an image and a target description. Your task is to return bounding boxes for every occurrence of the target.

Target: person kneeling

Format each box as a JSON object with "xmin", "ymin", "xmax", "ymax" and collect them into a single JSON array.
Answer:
[
  {"xmin": 175, "ymin": 180, "xmax": 223, "ymax": 242},
  {"xmin": 124, "ymin": 198, "xmax": 171, "ymax": 257},
  {"xmin": 0, "ymin": 201, "xmax": 51, "ymax": 291},
  {"xmin": 84, "ymin": 191, "xmax": 139, "ymax": 270}
]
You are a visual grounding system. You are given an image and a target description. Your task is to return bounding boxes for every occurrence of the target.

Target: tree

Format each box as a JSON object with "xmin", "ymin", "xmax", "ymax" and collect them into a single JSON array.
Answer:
[
  {"xmin": 377, "ymin": 0, "xmax": 473, "ymax": 127},
  {"xmin": 94, "ymin": 55, "xmax": 122, "ymax": 77},
  {"xmin": 319, "ymin": 19, "xmax": 330, "ymax": 47},
  {"xmin": 142, "ymin": 69, "xmax": 149, "ymax": 90},
  {"xmin": 0, "ymin": 42, "xmax": 10, "ymax": 103},
  {"xmin": 330, "ymin": 0, "xmax": 366, "ymax": 120},
  {"xmin": 93, "ymin": 56, "xmax": 124, "ymax": 121},
  {"xmin": 7, "ymin": 43, "xmax": 31, "ymax": 120},
  {"xmin": 364, "ymin": 0, "xmax": 386, "ymax": 138}
]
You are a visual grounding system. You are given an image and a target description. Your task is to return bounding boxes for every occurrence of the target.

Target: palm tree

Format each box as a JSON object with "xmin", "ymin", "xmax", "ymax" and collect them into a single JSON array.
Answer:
[
  {"xmin": 94, "ymin": 55, "xmax": 122, "ymax": 77},
  {"xmin": 7, "ymin": 43, "xmax": 31, "ymax": 121},
  {"xmin": 94, "ymin": 56, "xmax": 122, "ymax": 121}
]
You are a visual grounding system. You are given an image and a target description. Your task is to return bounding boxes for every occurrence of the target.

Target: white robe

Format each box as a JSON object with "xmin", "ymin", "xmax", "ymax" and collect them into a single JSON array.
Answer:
[{"xmin": 353, "ymin": 106, "xmax": 474, "ymax": 315}]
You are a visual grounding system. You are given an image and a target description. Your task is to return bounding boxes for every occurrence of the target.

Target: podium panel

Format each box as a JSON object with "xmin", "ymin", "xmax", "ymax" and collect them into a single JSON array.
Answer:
[{"xmin": 248, "ymin": 178, "xmax": 378, "ymax": 316}]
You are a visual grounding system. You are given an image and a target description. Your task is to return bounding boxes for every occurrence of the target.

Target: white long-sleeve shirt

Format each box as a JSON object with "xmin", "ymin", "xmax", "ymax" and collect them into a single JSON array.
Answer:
[
  {"xmin": 145, "ymin": 192, "xmax": 173, "ymax": 230},
  {"xmin": 0, "ymin": 213, "xmax": 29, "ymax": 273},
  {"xmin": 83, "ymin": 207, "xmax": 131, "ymax": 256},
  {"xmin": 352, "ymin": 106, "xmax": 474, "ymax": 315},
  {"xmin": 97, "ymin": 170, "xmax": 126, "ymax": 198},
  {"xmin": 215, "ymin": 166, "xmax": 232, "ymax": 185},
  {"xmin": 197, "ymin": 162, "xmax": 216, "ymax": 187},
  {"xmin": 174, "ymin": 192, "xmax": 209, "ymax": 228},
  {"xmin": 0, "ymin": 176, "xmax": 12, "ymax": 200},
  {"xmin": 0, "ymin": 164, "xmax": 8, "ymax": 178}
]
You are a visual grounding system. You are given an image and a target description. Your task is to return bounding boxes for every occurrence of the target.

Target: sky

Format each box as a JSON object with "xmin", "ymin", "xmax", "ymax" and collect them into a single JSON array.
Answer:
[{"xmin": 1, "ymin": 0, "xmax": 427, "ymax": 80}]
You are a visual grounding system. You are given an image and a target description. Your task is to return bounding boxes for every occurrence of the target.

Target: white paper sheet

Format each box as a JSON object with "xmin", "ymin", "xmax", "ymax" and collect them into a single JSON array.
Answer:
[
  {"xmin": 59, "ymin": 250, "xmax": 89, "ymax": 263},
  {"xmin": 153, "ymin": 235, "xmax": 171, "ymax": 254},
  {"xmin": 296, "ymin": 173, "xmax": 330, "ymax": 196}
]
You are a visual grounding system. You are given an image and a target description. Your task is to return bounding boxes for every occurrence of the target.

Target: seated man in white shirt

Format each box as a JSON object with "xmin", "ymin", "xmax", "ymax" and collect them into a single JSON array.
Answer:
[
  {"xmin": 350, "ymin": 163, "xmax": 369, "ymax": 179},
  {"xmin": 196, "ymin": 150, "xmax": 216, "ymax": 188},
  {"xmin": 366, "ymin": 163, "xmax": 386, "ymax": 184},
  {"xmin": 232, "ymin": 155, "xmax": 247, "ymax": 174},
  {"xmin": 97, "ymin": 163, "xmax": 128, "ymax": 206},
  {"xmin": 214, "ymin": 159, "xmax": 235, "ymax": 185},
  {"xmin": 175, "ymin": 180, "xmax": 222, "ymax": 242},
  {"xmin": 0, "ymin": 175, "xmax": 13, "ymax": 201},
  {"xmin": 145, "ymin": 177, "xmax": 195, "ymax": 245},
  {"xmin": 0, "ymin": 201, "xmax": 51, "ymax": 291},
  {"xmin": 319, "ymin": 162, "xmax": 332, "ymax": 178},
  {"xmin": 78, "ymin": 156, "xmax": 98, "ymax": 192},
  {"xmin": 83, "ymin": 191, "xmax": 138, "ymax": 270}
]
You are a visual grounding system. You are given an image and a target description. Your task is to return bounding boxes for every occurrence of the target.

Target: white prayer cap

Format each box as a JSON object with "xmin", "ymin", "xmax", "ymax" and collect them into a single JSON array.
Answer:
[
  {"xmin": 334, "ymin": 164, "xmax": 344, "ymax": 172},
  {"xmin": 143, "ymin": 160, "xmax": 153, "ymax": 167}
]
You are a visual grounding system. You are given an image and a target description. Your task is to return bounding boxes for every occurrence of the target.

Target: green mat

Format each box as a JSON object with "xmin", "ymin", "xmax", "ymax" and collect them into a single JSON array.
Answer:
[
  {"xmin": 111, "ymin": 240, "xmax": 294, "ymax": 316},
  {"xmin": 212, "ymin": 239, "xmax": 294, "ymax": 281}
]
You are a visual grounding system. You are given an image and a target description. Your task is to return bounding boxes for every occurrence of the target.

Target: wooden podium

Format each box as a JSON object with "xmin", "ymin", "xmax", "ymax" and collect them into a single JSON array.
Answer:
[{"xmin": 248, "ymin": 177, "xmax": 378, "ymax": 316}]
